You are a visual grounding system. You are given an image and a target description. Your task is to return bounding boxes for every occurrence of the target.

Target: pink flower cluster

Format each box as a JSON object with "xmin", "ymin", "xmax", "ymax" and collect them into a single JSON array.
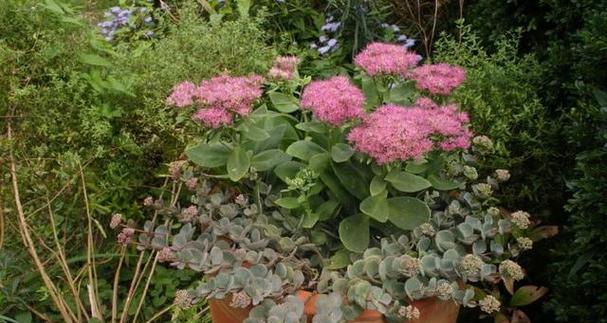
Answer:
[
  {"xmin": 166, "ymin": 75, "xmax": 264, "ymax": 128},
  {"xmin": 354, "ymin": 42, "xmax": 422, "ymax": 77},
  {"xmin": 300, "ymin": 76, "xmax": 365, "ymax": 126},
  {"xmin": 166, "ymin": 81, "xmax": 197, "ymax": 107},
  {"xmin": 268, "ymin": 56, "xmax": 300, "ymax": 80},
  {"xmin": 347, "ymin": 101, "xmax": 472, "ymax": 164},
  {"xmin": 411, "ymin": 63, "xmax": 466, "ymax": 95}
]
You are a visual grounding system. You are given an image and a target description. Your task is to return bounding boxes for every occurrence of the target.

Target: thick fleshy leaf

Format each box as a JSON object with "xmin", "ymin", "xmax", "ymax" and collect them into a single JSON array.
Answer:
[
  {"xmin": 360, "ymin": 191, "xmax": 389, "ymax": 222},
  {"xmin": 239, "ymin": 123, "xmax": 270, "ymax": 141},
  {"xmin": 428, "ymin": 174, "xmax": 461, "ymax": 190},
  {"xmin": 405, "ymin": 159, "xmax": 429, "ymax": 174},
  {"xmin": 339, "ymin": 214, "xmax": 369, "ymax": 253},
  {"xmin": 274, "ymin": 161, "xmax": 304, "ymax": 183},
  {"xmin": 274, "ymin": 197, "xmax": 300, "ymax": 209},
  {"xmin": 226, "ymin": 146, "xmax": 250, "ymax": 181},
  {"xmin": 251, "ymin": 149, "xmax": 291, "ymax": 171},
  {"xmin": 370, "ymin": 175, "xmax": 387, "ymax": 196},
  {"xmin": 186, "ymin": 142, "xmax": 230, "ymax": 168},
  {"xmin": 286, "ymin": 140, "xmax": 326, "ymax": 161},
  {"xmin": 331, "ymin": 143, "xmax": 355, "ymax": 163},
  {"xmin": 327, "ymin": 249, "xmax": 351, "ymax": 270},
  {"xmin": 387, "ymin": 197, "xmax": 430, "ymax": 230},
  {"xmin": 332, "ymin": 161, "xmax": 369, "ymax": 200},
  {"xmin": 316, "ymin": 199, "xmax": 340, "ymax": 221},
  {"xmin": 309, "ymin": 153, "xmax": 330, "ymax": 172},
  {"xmin": 296, "ymin": 121, "xmax": 328, "ymax": 133},
  {"xmin": 510, "ymin": 286, "xmax": 549, "ymax": 307},
  {"xmin": 269, "ymin": 92, "xmax": 299, "ymax": 113},
  {"xmin": 385, "ymin": 169, "xmax": 431, "ymax": 193}
]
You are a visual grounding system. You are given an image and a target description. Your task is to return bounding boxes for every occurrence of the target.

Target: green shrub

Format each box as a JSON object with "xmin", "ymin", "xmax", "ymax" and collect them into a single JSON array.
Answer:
[
  {"xmin": 546, "ymin": 93, "xmax": 607, "ymax": 322},
  {"xmin": 433, "ymin": 26, "xmax": 561, "ymax": 215}
]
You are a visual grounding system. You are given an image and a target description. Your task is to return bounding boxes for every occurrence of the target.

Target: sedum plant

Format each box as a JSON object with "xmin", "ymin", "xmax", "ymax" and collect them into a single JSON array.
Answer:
[{"xmin": 118, "ymin": 42, "xmax": 555, "ymax": 322}]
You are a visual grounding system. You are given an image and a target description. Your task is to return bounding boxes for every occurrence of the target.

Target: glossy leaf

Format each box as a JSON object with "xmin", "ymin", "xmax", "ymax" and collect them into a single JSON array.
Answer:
[
  {"xmin": 369, "ymin": 175, "xmax": 387, "ymax": 196},
  {"xmin": 509, "ymin": 286, "xmax": 548, "ymax": 307}
]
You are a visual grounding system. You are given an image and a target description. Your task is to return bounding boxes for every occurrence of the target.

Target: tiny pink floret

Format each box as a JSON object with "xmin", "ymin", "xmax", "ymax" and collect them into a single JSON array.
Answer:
[
  {"xmin": 354, "ymin": 42, "xmax": 422, "ymax": 77},
  {"xmin": 411, "ymin": 63, "xmax": 466, "ymax": 95},
  {"xmin": 166, "ymin": 81, "xmax": 197, "ymax": 107},
  {"xmin": 348, "ymin": 100, "xmax": 471, "ymax": 164},
  {"xmin": 300, "ymin": 76, "xmax": 365, "ymax": 126}
]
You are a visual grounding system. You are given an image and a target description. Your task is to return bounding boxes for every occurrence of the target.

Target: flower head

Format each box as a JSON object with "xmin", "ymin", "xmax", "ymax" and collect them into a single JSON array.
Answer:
[
  {"xmin": 499, "ymin": 260, "xmax": 525, "ymax": 281},
  {"xmin": 269, "ymin": 56, "xmax": 300, "ymax": 80},
  {"xmin": 511, "ymin": 211, "xmax": 531, "ymax": 229},
  {"xmin": 478, "ymin": 295, "xmax": 500, "ymax": 314},
  {"xmin": 411, "ymin": 63, "xmax": 466, "ymax": 95},
  {"xmin": 347, "ymin": 103, "xmax": 471, "ymax": 164},
  {"xmin": 300, "ymin": 76, "xmax": 365, "ymax": 126},
  {"xmin": 192, "ymin": 107, "xmax": 233, "ymax": 128},
  {"xmin": 398, "ymin": 305, "xmax": 420, "ymax": 320},
  {"xmin": 458, "ymin": 254, "xmax": 484, "ymax": 277},
  {"xmin": 110, "ymin": 213, "xmax": 122, "ymax": 229},
  {"xmin": 174, "ymin": 290, "xmax": 193, "ymax": 309},
  {"xmin": 495, "ymin": 169, "xmax": 511, "ymax": 182},
  {"xmin": 400, "ymin": 255, "xmax": 422, "ymax": 277},
  {"xmin": 354, "ymin": 42, "xmax": 421, "ymax": 76},
  {"xmin": 517, "ymin": 237, "xmax": 533, "ymax": 250},
  {"xmin": 166, "ymin": 81, "xmax": 197, "ymax": 107},
  {"xmin": 196, "ymin": 75, "xmax": 264, "ymax": 117}
]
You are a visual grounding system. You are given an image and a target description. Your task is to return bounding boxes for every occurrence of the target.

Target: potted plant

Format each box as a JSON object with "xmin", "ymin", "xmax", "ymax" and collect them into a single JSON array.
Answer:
[{"xmin": 112, "ymin": 43, "xmax": 556, "ymax": 322}]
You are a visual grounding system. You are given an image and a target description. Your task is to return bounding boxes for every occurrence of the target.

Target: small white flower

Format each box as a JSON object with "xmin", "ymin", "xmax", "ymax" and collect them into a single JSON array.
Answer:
[
  {"xmin": 495, "ymin": 169, "xmax": 511, "ymax": 182},
  {"xmin": 511, "ymin": 211, "xmax": 531, "ymax": 229},
  {"xmin": 400, "ymin": 255, "xmax": 422, "ymax": 277},
  {"xmin": 459, "ymin": 254, "xmax": 484, "ymax": 277},
  {"xmin": 398, "ymin": 305, "xmax": 420, "ymax": 320},
  {"xmin": 418, "ymin": 222, "xmax": 436, "ymax": 236},
  {"xmin": 478, "ymin": 295, "xmax": 500, "ymax": 314},
  {"xmin": 499, "ymin": 260, "xmax": 525, "ymax": 281},
  {"xmin": 517, "ymin": 237, "xmax": 533, "ymax": 250}
]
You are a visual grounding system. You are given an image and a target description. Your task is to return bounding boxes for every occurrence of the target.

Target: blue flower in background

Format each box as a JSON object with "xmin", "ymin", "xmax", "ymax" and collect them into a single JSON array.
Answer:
[
  {"xmin": 310, "ymin": 14, "xmax": 341, "ymax": 56},
  {"xmin": 97, "ymin": 5, "xmax": 154, "ymax": 42}
]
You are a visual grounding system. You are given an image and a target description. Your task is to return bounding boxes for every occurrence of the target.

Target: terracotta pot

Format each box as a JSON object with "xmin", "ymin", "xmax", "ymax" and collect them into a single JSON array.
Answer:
[{"xmin": 208, "ymin": 291, "xmax": 459, "ymax": 323}]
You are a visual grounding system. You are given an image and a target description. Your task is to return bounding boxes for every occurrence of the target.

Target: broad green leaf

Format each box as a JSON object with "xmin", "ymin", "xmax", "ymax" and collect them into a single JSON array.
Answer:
[
  {"xmin": 309, "ymin": 153, "xmax": 330, "ymax": 172},
  {"xmin": 302, "ymin": 211, "xmax": 319, "ymax": 228},
  {"xmin": 428, "ymin": 174, "xmax": 461, "ymax": 190},
  {"xmin": 186, "ymin": 143, "xmax": 230, "ymax": 168},
  {"xmin": 251, "ymin": 149, "xmax": 291, "ymax": 171},
  {"xmin": 369, "ymin": 175, "xmax": 387, "ymax": 196},
  {"xmin": 274, "ymin": 161, "xmax": 304, "ymax": 183},
  {"xmin": 339, "ymin": 214, "xmax": 369, "ymax": 253},
  {"xmin": 274, "ymin": 197, "xmax": 300, "ymax": 209},
  {"xmin": 239, "ymin": 123, "xmax": 270, "ymax": 141},
  {"xmin": 331, "ymin": 143, "xmax": 354, "ymax": 163},
  {"xmin": 79, "ymin": 53, "xmax": 111, "ymax": 67},
  {"xmin": 405, "ymin": 159, "xmax": 429, "ymax": 174},
  {"xmin": 510, "ymin": 286, "xmax": 549, "ymax": 307},
  {"xmin": 332, "ymin": 161, "xmax": 369, "ymax": 200},
  {"xmin": 361, "ymin": 76, "xmax": 380, "ymax": 109},
  {"xmin": 296, "ymin": 121, "xmax": 328, "ymax": 133},
  {"xmin": 319, "ymin": 170, "xmax": 355, "ymax": 211},
  {"xmin": 226, "ymin": 146, "xmax": 250, "ymax": 181},
  {"xmin": 269, "ymin": 92, "xmax": 299, "ymax": 113},
  {"xmin": 388, "ymin": 197, "xmax": 430, "ymax": 230},
  {"xmin": 385, "ymin": 169, "xmax": 431, "ymax": 193},
  {"xmin": 316, "ymin": 199, "xmax": 339, "ymax": 221},
  {"xmin": 360, "ymin": 191, "xmax": 389, "ymax": 222},
  {"xmin": 286, "ymin": 140, "xmax": 326, "ymax": 161},
  {"xmin": 327, "ymin": 249, "xmax": 351, "ymax": 270}
]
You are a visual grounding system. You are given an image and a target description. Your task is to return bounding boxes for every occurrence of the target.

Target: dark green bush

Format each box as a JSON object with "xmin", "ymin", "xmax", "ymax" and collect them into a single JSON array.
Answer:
[{"xmin": 433, "ymin": 27, "xmax": 562, "ymax": 216}]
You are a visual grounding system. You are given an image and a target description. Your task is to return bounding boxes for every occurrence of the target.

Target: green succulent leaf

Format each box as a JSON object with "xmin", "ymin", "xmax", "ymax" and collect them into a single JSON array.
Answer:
[
  {"xmin": 339, "ymin": 214, "xmax": 370, "ymax": 253},
  {"xmin": 227, "ymin": 146, "xmax": 250, "ymax": 181},
  {"xmin": 332, "ymin": 161, "xmax": 369, "ymax": 200},
  {"xmin": 309, "ymin": 153, "xmax": 330, "ymax": 172},
  {"xmin": 405, "ymin": 159, "xmax": 429, "ymax": 174},
  {"xmin": 269, "ymin": 92, "xmax": 299, "ymax": 113},
  {"xmin": 360, "ymin": 191, "xmax": 389, "ymax": 222},
  {"xmin": 286, "ymin": 140, "xmax": 326, "ymax": 161},
  {"xmin": 274, "ymin": 197, "xmax": 300, "ymax": 209},
  {"xmin": 251, "ymin": 149, "xmax": 291, "ymax": 171},
  {"xmin": 387, "ymin": 197, "xmax": 431, "ymax": 230},
  {"xmin": 186, "ymin": 142, "xmax": 231, "ymax": 168},
  {"xmin": 510, "ymin": 286, "xmax": 549, "ymax": 307},
  {"xmin": 296, "ymin": 121, "xmax": 327, "ymax": 133},
  {"xmin": 274, "ymin": 161, "xmax": 304, "ymax": 183},
  {"xmin": 331, "ymin": 143, "xmax": 355, "ymax": 163},
  {"xmin": 428, "ymin": 174, "xmax": 461, "ymax": 190},
  {"xmin": 385, "ymin": 169, "xmax": 432, "ymax": 193},
  {"xmin": 369, "ymin": 175, "xmax": 387, "ymax": 196}
]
